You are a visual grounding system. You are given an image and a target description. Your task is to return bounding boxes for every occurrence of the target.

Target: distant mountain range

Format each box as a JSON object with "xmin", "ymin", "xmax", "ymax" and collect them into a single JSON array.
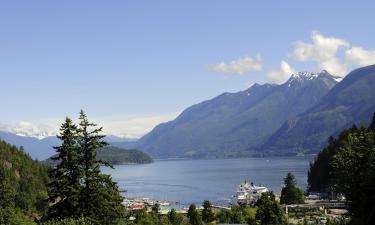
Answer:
[
  {"xmin": 1, "ymin": 65, "xmax": 375, "ymax": 159},
  {"xmin": 0, "ymin": 131, "xmax": 137, "ymax": 160}
]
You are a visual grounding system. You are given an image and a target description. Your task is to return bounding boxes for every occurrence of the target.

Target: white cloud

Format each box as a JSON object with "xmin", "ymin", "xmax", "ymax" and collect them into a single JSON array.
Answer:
[
  {"xmin": 288, "ymin": 31, "xmax": 375, "ymax": 77},
  {"xmin": 209, "ymin": 54, "xmax": 262, "ymax": 75},
  {"xmin": 267, "ymin": 61, "xmax": 297, "ymax": 84},
  {"xmin": 345, "ymin": 47, "xmax": 375, "ymax": 67},
  {"xmin": 290, "ymin": 31, "xmax": 350, "ymax": 76},
  {"xmin": 0, "ymin": 121, "xmax": 57, "ymax": 139}
]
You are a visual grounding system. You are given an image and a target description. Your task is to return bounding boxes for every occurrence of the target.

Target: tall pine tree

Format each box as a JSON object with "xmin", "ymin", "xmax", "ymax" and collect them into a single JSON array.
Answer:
[
  {"xmin": 46, "ymin": 117, "xmax": 81, "ymax": 220},
  {"xmin": 76, "ymin": 110, "xmax": 125, "ymax": 224}
]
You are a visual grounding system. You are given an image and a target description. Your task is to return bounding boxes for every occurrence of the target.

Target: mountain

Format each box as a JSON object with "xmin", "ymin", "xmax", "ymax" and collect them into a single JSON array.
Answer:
[
  {"xmin": 0, "ymin": 131, "xmax": 59, "ymax": 160},
  {"xmin": 0, "ymin": 131, "xmax": 138, "ymax": 160},
  {"xmin": 262, "ymin": 64, "xmax": 375, "ymax": 155},
  {"xmin": 134, "ymin": 70, "xmax": 338, "ymax": 158},
  {"xmin": 43, "ymin": 146, "xmax": 153, "ymax": 166}
]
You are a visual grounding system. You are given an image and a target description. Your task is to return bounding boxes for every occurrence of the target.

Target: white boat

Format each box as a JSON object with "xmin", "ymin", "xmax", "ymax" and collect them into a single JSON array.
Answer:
[{"xmin": 234, "ymin": 180, "xmax": 269, "ymax": 205}]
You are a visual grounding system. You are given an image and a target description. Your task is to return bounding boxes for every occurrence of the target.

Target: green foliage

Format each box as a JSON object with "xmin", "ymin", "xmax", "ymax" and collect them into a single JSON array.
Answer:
[
  {"xmin": 280, "ymin": 172, "xmax": 305, "ymax": 204},
  {"xmin": 330, "ymin": 124, "xmax": 375, "ymax": 224},
  {"xmin": 132, "ymin": 208, "xmax": 175, "ymax": 225},
  {"xmin": 201, "ymin": 200, "xmax": 214, "ymax": 223},
  {"xmin": 308, "ymin": 113, "xmax": 375, "ymax": 225},
  {"xmin": 152, "ymin": 203, "xmax": 160, "ymax": 214},
  {"xmin": 308, "ymin": 133, "xmax": 352, "ymax": 192},
  {"xmin": 187, "ymin": 204, "xmax": 196, "ymax": 220},
  {"xmin": 97, "ymin": 146, "xmax": 153, "ymax": 164},
  {"xmin": 42, "ymin": 217, "xmax": 94, "ymax": 225},
  {"xmin": 44, "ymin": 111, "xmax": 126, "ymax": 224},
  {"xmin": 168, "ymin": 209, "xmax": 184, "ymax": 225},
  {"xmin": 46, "ymin": 118, "xmax": 81, "ymax": 220},
  {"xmin": 0, "ymin": 164, "xmax": 16, "ymax": 208},
  {"xmin": 0, "ymin": 207, "xmax": 36, "ymax": 225},
  {"xmin": 189, "ymin": 209, "xmax": 203, "ymax": 225},
  {"xmin": 256, "ymin": 191, "xmax": 286, "ymax": 225},
  {"xmin": 216, "ymin": 205, "xmax": 256, "ymax": 224},
  {"xmin": 0, "ymin": 139, "xmax": 49, "ymax": 214}
]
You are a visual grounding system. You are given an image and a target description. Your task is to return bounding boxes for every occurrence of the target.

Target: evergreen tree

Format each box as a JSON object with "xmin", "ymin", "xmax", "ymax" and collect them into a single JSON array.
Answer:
[
  {"xmin": 201, "ymin": 200, "xmax": 214, "ymax": 223},
  {"xmin": 187, "ymin": 204, "xmax": 196, "ymax": 219},
  {"xmin": 308, "ymin": 113, "xmax": 375, "ymax": 224},
  {"xmin": 256, "ymin": 192, "xmax": 286, "ymax": 225},
  {"xmin": 44, "ymin": 111, "xmax": 125, "ymax": 224},
  {"xmin": 168, "ymin": 209, "xmax": 183, "ymax": 225},
  {"xmin": 46, "ymin": 118, "xmax": 81, "ymax": 220},
  {"xmin": 331, "ymin": 125, "xmax": 375, "ymax": 225},
  {"xmin": 280, "ymin": 173, "xmax": 304, "ymax": 204},
  {"xmin": 189, "ymin": 209, "xmax": 203, "ymax": 225},
  {"xmin": 76, "ymin": 110, "xmax": 125, "ymax": 224},
  {"xmin": 151, "ymin": 203, "xmax": 160, "ymax": 214}
]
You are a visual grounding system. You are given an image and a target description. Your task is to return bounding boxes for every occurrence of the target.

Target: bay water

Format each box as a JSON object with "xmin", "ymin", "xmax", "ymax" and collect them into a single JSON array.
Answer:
[{"xmin": 102, "ymin": 156, "xmax": 313, "ymax": 207}]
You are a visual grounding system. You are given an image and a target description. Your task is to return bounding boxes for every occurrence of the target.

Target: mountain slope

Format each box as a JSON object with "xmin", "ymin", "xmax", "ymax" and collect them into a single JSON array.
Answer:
[
  {"xmin": 262, "ymin": 64, "xmax": 375, "ymax": 155},
  {"xmin": 135, "ymin": 71, "xmax": 338, "ymax": 158}
]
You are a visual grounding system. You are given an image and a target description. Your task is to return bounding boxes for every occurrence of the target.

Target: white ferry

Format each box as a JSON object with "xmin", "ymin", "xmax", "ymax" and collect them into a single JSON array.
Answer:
[{"xmin": 234, "ymin": 180, "xmax": 269, "ymax": 205}]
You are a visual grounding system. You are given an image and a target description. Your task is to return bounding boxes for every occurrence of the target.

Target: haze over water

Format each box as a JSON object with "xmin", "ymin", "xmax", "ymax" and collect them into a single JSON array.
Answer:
[{"xmin": 103, "ymin": 156, "xmax": 313, "ymax": 207}]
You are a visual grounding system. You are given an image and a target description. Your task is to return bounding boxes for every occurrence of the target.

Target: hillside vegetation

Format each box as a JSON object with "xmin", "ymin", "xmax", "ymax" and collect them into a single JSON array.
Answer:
[
  {"xmin": 0, "ymin": 139, "xmax": 49, "ymax": 220},
  {"xmin": 43, "ymin": 146, "xmax": 153, "ymax": 166}
]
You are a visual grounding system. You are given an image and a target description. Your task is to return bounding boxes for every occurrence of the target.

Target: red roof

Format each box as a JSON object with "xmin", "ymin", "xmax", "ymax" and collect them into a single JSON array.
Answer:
[{"xmin": 129, "ymin": 204, "xmax": 144, "ymax": 210}]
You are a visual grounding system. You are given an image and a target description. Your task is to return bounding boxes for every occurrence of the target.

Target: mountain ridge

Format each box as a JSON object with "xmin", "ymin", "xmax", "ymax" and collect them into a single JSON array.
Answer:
[{"xmin": 133, "ymin": 70, "xmax": 338, "ymax": 158}]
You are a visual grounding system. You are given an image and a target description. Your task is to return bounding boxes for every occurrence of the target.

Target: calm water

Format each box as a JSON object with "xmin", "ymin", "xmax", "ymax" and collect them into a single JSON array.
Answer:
[{"xmin": 102, "ymin": 157, "xmax": 313, "ymax": 206}]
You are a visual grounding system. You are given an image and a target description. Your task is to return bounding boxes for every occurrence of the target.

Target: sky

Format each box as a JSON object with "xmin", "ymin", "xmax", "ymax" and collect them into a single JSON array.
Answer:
[{"xmin": 1, "ymin": 0, "xmax": 375, "ymax": 138}]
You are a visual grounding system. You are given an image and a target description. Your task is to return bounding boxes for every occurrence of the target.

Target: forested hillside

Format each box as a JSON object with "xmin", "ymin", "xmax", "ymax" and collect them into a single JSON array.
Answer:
[
  {"xmin": 43, "ymin": 146, "xmax": 153, "ymax": 166},
  {"xmin": 0, "ymin": 139, "xmax": 49, "ymax": 222}
]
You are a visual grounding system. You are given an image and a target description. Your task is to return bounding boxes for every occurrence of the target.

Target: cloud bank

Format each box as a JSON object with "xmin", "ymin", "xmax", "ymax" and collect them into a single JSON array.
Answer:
[
  {"xmin": 0, "ymin": 112, "xmax": 180, "ymax": 139},
  {"xmin": 209, "ymin": 54, "xmax": 262, "ymax": 75}
]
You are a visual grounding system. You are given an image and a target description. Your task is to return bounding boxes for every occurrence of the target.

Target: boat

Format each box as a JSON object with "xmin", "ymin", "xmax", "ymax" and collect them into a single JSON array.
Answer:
[{"xmin": 234, "ymin": 180, "xmax": 269, "ymax": 205}]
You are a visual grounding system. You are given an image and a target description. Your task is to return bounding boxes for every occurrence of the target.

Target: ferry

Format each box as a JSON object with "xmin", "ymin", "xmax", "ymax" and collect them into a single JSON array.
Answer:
[{"xmin": 234, "ymin": 180, "xmax": 269, "ymax": 205}]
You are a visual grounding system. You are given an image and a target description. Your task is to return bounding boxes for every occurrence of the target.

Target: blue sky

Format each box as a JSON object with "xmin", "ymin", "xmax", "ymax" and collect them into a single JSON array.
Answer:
[{"xmin": 1, "ymin": 0, "xmax": 375, "ymax": 138}]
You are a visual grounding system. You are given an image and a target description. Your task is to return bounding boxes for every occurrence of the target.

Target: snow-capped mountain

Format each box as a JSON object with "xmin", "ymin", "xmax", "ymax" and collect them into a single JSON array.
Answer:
[
  {"xmin": 283, "ymin": 70, "xmax": 338, "ymax": 88},
  {"xmin": 132, "ymin": 70, "xmax": 338, "ymax": 158}
]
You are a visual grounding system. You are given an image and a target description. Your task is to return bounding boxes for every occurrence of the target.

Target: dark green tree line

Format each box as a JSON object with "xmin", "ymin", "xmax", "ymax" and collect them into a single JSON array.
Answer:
[{"xmin": 308, "ymin": 113, "xmax": 375, "ymax": 225}]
